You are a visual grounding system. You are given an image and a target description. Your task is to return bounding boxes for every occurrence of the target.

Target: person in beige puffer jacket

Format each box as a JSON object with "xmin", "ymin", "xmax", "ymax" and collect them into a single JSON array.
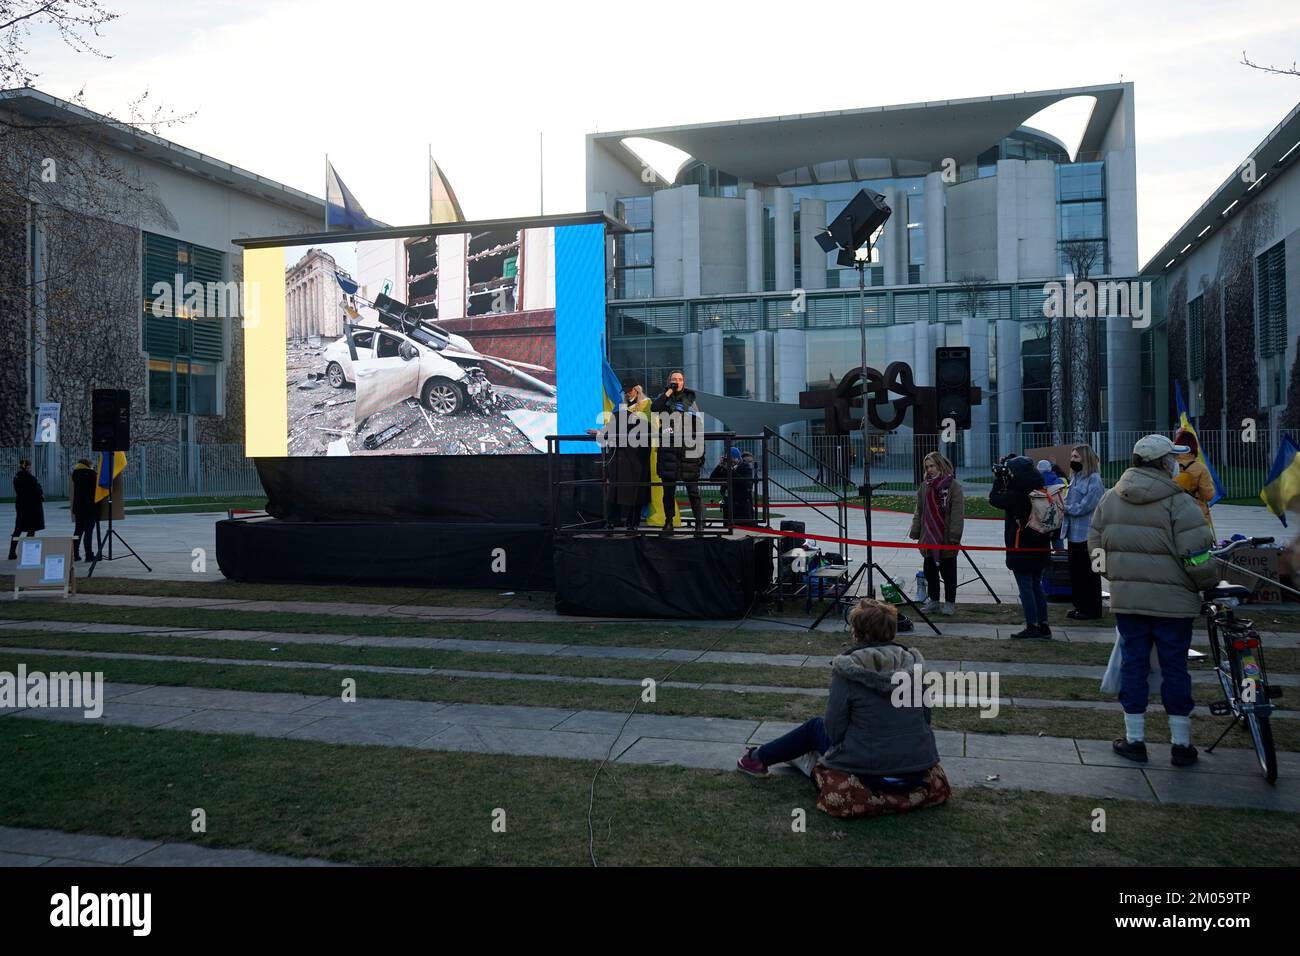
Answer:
[{"xmin": 1088, "ymin": 434, "xmax": 1219, "ymax": 769}]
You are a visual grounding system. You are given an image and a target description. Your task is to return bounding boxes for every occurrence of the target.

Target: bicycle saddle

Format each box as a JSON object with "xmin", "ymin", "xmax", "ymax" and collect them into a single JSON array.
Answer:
[{"xmin": 1203, "ymin": 583, "xmax": 1252, "ymax": 602}]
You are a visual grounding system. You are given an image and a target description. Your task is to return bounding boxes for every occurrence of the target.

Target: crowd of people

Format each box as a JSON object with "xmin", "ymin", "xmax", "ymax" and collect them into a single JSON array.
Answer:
[
  {"xmin": 597, "ymin": 369, "xmax": 757, "ymax": 536},
  {"xmin": 734, "ymin": 428, "xmax": 1229, "ymax": 819}
]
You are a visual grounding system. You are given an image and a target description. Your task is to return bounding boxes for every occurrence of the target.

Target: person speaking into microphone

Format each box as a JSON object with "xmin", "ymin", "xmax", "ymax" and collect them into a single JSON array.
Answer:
[{"xmin": 651, "ymin": 370, "xmax": 705, "ymax": 536}]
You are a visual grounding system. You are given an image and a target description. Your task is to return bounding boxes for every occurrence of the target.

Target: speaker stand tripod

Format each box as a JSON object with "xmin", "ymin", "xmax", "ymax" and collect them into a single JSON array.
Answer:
[{"xmin": 87, "ymin": 491, "xmax": 151, "ymax": 577}]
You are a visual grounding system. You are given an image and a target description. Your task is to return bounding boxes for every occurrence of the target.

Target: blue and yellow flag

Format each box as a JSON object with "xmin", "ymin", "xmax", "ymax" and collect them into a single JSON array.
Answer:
[
  {"xmin": 1261, "ymin": 432, "xmax": 1300, "ymax": 526},
  {"xmin": 95, "ymin": 451, "xmax": 126, "ymax": 503},
  {"xmin": 1175, "ymin": 381, "xmax": 1225, "ymax": 506},
  {"xmin": 601, "ymin": 356, "xmax": 623, "ymax": 419}
]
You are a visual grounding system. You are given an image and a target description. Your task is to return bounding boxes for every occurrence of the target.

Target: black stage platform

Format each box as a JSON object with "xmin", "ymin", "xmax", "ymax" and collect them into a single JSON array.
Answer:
[
  {"xmin": 216, "ymin": 517, "xmax": 554, "ymax": 590},
  {"xmin": 554, "ymin": 533, "xmax": 774, "ymax": 619}
]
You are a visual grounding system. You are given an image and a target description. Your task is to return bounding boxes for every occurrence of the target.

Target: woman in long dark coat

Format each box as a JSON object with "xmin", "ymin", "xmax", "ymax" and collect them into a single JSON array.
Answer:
[
  {"xmin": 9, "ymin": 458, "xmax": 45, "ymax": 560},
  {"xmin": 609, "ymin": 379, "xmax": 651, "ymax": 532}
]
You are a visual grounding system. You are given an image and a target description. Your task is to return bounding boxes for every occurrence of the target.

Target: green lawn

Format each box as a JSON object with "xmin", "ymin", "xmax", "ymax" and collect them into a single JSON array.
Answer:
[
  {"xmin": 3, "ymin": 719, "xmax": 1296, "ymax": 866},
  {"xmin": 2, "ymin": 650, "xmax": 1293, "ymax": 749},
  {"xmin": 4, "ymin": 629, "xmax": 1295, "ymax": 711}
]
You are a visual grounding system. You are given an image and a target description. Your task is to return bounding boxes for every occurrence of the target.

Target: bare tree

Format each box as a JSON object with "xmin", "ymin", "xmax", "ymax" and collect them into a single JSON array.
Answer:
[
  {"xmin": 956, "ymin": 271, "xmax": 990, "ymax": 323},
  {"xmin": 0, "ymin": 1, "xmax": 191, "ymax": 447},
  {"xmin": 1242, "ymin": 51, "xmax": 1299, "ymax": 78},
  {"xmin": 1058, "ymin": 238, "xmax": 1102, "ymax": 441}
]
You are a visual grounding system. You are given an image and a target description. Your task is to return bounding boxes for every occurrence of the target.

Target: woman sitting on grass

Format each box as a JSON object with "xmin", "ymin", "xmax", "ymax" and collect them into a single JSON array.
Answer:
[{"xmin": 737, "ymin": 598, "xmax": 950, "ymax": 818}]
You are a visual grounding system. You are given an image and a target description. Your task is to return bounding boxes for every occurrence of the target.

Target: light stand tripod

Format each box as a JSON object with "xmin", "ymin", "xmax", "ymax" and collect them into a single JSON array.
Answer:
[{"xmin": 87, "ymin": 483, "xmax": 150, "ymax": 578}]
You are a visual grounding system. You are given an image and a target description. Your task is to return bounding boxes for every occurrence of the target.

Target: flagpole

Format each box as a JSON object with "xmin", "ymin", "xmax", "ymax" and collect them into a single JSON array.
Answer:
[
  {"xmin": 428, "ymin": 144, "xmax": 433, "ymax": 225},
  {"xmin": 324, "ymin": 153, "xmax": 329, "ymax": 231},
  {"xmin": 539, "ymin": 130, "xmax": 544, "ymax": 216}
]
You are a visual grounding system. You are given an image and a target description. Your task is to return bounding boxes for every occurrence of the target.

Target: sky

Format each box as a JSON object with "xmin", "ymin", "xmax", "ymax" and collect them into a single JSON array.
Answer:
[{"xmin": 19, "ymin": 0, "xmax": 1300, "ymax": 267}]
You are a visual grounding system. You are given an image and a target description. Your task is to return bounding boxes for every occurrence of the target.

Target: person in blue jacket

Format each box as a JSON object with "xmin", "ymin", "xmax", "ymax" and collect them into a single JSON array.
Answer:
[{"xmin": 1062, "ymin": 444, "xmax": 1105, "ymax": 619}]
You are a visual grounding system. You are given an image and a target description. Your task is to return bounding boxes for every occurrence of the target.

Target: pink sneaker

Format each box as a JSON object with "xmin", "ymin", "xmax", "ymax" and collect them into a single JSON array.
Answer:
[{"xmin": 737, "ymin": 747, "xmax": 768, "ymax": 777}]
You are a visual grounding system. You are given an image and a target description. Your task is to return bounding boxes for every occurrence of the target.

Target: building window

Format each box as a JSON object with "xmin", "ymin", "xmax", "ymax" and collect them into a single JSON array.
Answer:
[
  {"xmin": 1257, "ymin": 240, "xmax": 1286, "ymax": 358},
  {"xmin": 613, "ymin": 196, "xmax": 654, "ymax": 300},
  {"xmin": 141, "ymin": 231, "xmax": 226, "ymax": 415},
  {"xmin": 1189, "ymin": 295, "xmax": 1205, "ymax": 380},
  {"xmin": 1056, "ymin": 162, "xmax": 1107, "ymax": 275}
]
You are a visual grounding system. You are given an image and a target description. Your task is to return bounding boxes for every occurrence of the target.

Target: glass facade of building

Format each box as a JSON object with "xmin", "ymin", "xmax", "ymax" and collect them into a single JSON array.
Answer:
[
  {"xmin": 608, "ymin": 280, "xmax": 1158, "ymax": 440},
  {"xmin": 1056, "ymin": 161, "xmax": 1108, "ymax": 274},
  {"xmin": 612, "ymin": 195, "xmax": 654, "ymax": 299}
]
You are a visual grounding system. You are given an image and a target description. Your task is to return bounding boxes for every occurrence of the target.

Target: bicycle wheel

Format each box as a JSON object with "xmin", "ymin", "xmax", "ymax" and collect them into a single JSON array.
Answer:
[{"xmin": 1246, "ymin": 706, "xmax": 1279, "ymax": 783}]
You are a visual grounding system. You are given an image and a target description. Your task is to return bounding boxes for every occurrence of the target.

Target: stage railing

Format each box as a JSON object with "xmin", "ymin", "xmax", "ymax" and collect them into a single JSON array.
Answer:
[{"xmin": 545, "ymin": 431, "xmax": 760, "ymax": 536}]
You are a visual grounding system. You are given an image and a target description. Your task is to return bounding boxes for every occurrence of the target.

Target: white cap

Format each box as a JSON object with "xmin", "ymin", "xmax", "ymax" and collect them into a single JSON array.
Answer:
[
  {"xmin": 1036, "ymin": 459, "xmax": 1052, "ymax": 471},
  {"xmin": 1133, "ymin": 434, "xmax": 1190, "ymax": 462}
]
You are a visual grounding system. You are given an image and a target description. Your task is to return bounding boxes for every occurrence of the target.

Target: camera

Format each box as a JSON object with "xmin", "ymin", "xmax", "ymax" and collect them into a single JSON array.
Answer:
[{"xmin": 991, "ymin": 453, "xmax": 1016, "ymax": 478}]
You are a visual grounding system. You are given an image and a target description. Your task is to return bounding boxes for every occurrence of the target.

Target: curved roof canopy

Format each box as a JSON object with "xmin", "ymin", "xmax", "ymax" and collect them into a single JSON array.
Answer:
[{"xmin": 592, "ymin": 83, "xmax": 1126, "ymax": 187}]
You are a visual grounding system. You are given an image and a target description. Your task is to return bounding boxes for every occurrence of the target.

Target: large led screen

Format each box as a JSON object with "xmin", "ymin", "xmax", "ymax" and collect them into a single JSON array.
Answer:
[{"xmin": 243, "ymin": 222, "xmax": 605, "ymax": 456}]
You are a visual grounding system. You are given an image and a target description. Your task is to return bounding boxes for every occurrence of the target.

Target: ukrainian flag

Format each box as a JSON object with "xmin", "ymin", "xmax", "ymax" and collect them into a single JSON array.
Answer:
[
  {"xmin": 1175, "ymin": 381, "xmax": 1225, "ymax": 506},
  {"xmin": 1262, "ymin": 432, "xmax": 1300, "ymax": 525},
  {"xmin": 600, "ymin": 355, "xmax": 672, "ymax": 527},
  {"xmin": 95, "ymin": 451, "xmax": 126, "ymax": 503},
  {"xmin": 601, "ymin": 356, "xmax": 622, "ymax": 420}
]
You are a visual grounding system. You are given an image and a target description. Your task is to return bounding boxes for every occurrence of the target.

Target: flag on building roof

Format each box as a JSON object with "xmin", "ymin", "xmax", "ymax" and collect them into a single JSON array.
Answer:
[
  {"xmin": 326, "ymin": 160, "xmax": 383, "ymax": 231},
  {"xmin": 429, "ymin": 153, "xmax": 465, "ymax": 224},
  {"xmin": 1261, "ymin": 432, "xmax": 1300, "ymax": 526}
]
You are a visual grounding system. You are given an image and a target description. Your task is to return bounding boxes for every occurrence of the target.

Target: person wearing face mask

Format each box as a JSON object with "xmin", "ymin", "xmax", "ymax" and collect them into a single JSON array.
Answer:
[
  {"xmin": 1062, "ymin": 444, "xmax": 1105, "ymax": 620},
  {"xmin": 1087, "ymin": 435, "xmax": 1219, "ymax": 768}
]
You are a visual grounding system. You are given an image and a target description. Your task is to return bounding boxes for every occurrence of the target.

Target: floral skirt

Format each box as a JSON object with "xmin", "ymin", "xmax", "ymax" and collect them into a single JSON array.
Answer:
[{"xmin": 811, "ymin": 764, "xmax": 951, "ymax": 819}]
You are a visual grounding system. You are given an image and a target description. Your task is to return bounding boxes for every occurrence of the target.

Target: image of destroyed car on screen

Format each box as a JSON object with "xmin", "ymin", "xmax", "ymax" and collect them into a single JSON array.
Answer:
[{"xmin": 285, "ymin": 227, "xmax": 559, "ymax": 455}]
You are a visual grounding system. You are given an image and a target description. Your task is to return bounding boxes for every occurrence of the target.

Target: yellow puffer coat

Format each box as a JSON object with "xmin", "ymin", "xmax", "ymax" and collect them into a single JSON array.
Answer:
[{"xmin": 1174, "ymin": 453, "xmax": 1215, "ymax": 533}]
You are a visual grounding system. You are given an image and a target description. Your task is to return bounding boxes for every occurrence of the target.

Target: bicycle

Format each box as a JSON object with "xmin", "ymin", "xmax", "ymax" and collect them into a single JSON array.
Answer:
[{"xmin": 1201, "ymin": 535, "xmax": 1282, "ymax": 783}]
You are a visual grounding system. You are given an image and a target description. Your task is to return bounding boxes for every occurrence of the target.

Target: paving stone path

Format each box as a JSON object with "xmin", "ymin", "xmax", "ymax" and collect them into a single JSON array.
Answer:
[
  {"xmin": 5, "ymin": 643, "xmax": 1300, "ymax": 722},
  {"xmin": 5, "ymin": 681, "xmax": 1298, "ymax": 813},
  {"xmin": 8, "ymin": 593, "xmax": 1300, "ymax": 646},
  {"xmin": 0, "ymin": 825, "xmax": 345, "ymax": 867}
]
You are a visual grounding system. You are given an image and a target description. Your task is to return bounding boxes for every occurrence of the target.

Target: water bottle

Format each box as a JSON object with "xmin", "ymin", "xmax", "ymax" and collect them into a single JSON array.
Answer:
[{"xmin": 915, "ymin": 569, "xmax": 928, "ymax": 602}]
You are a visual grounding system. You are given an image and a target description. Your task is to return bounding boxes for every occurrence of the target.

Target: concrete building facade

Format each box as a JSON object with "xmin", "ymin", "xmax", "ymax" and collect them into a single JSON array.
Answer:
[
  {"xmin": 588, "ymin": 83, "xmax": 1147, "ymax": 463},
  {"xmin": 1145, "ymin": 100, "xmax": 1300, "ymax": 438},
  {"xmin": 0, "ymin": 88, "xmax": 324, "ymax": 451}
]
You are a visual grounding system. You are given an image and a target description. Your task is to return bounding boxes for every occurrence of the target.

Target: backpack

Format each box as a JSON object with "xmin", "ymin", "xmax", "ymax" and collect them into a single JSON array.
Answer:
[{"xmin": 1027, "ymin": 486, "xmax": 1066, "ymax": 535}]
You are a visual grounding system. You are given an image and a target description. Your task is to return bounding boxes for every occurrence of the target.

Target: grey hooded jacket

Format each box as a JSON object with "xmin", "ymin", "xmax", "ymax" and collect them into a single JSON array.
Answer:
[{"xmin": 820, "ymin": 642, "xmax": 941, "ymax": 777}]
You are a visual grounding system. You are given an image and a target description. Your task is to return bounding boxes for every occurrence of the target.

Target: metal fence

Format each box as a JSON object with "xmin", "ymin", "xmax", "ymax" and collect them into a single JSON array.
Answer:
[
  {"xmin": 724, "ymin": 427, "xmax": 1286, "ymax": 503},
  {"xmin": 3, "ymin": 425, "xmax": 1280, "ymax": 505},
  {"xmin": 1, "ymin": 444, "xmax": 263, "ymax": 501}
]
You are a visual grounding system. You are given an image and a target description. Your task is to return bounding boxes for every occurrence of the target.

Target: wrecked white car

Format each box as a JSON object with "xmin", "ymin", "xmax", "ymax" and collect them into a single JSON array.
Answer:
[{"xmin": 324, "ymin": 323, "xmax": 496, "ymax": 419}]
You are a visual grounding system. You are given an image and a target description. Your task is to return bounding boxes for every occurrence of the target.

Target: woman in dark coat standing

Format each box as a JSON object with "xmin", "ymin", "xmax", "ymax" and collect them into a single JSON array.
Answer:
[
  {"xmin": 9, "ymin": 458, "xmax": 45, "ymax": 560},
  {"xmin": 609, "ymin": 379, "xmax": 651, "ymax": 532},
  {"xmin": 989, "ymin": 455, "xmax": 1052, "ymax": 640}
]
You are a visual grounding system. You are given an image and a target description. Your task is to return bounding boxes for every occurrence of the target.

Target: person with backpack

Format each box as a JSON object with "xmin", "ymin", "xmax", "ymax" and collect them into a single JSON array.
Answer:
[
  {"xmin": 1038, "ymin": 459, "xmax": 1067, "ymax": 549},
  {"xmin": 989, "ymin": 455, "xmax": 1054, "ymax": 639},
  {"xmin": 1088, "ymin": 435, "xmax": 1219, "ymax": 767},
  {"xmin": 1063, "ymin": 444, "xmax": 1105, "ymax": 619}
]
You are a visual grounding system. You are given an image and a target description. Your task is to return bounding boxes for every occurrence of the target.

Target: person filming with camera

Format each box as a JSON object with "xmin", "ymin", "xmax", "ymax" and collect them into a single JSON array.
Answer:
[{"xmin": 989, "ymin": 454, "xmax": 1054, "ymax": 639}]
